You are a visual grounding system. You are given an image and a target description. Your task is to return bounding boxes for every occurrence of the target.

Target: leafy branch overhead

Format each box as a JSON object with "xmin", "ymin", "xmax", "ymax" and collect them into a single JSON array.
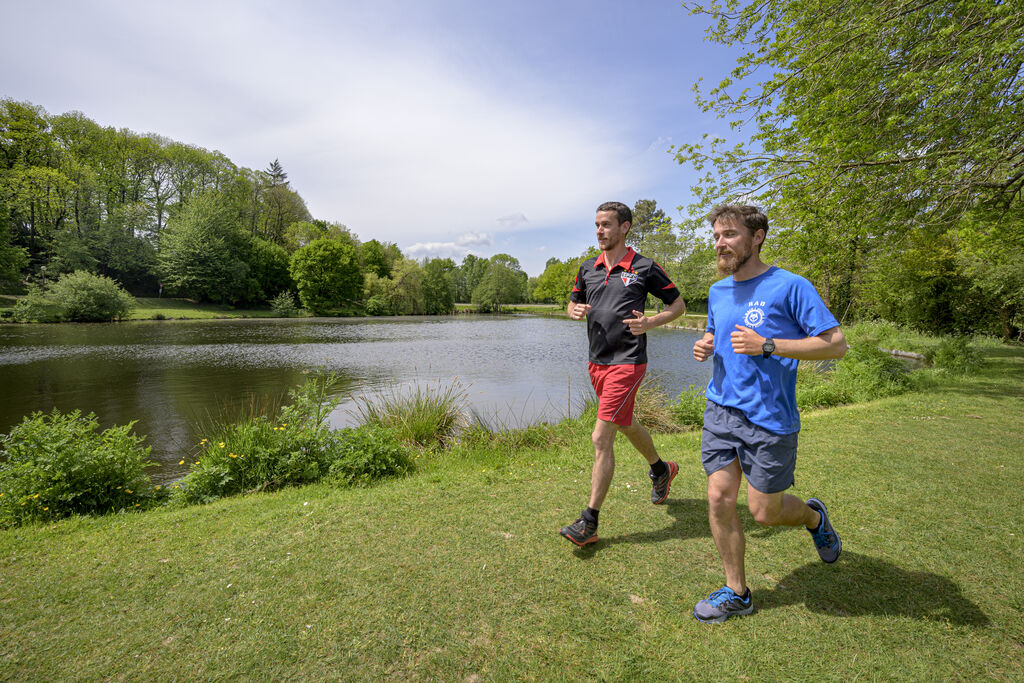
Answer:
[{"xmin": 677, "ymin": 0, "xmax": 1024, "ymax": 223}]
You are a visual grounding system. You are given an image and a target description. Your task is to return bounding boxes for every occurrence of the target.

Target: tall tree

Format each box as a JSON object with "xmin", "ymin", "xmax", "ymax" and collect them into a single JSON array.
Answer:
[
  {"xmin": 289, "ymin": 238, "xmax": 363, "ymax": 315},
  {"xmin": 676, "ymin": 0, "xmax": 1024, "ymax": 334},
  {"xmin": 157, "ymin": 191, "xmax": 250, "ymax": 303}
]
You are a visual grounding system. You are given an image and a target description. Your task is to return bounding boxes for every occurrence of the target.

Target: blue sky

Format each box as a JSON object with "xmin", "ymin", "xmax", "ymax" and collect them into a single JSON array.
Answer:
[{"xmin": 2, "ymin": 0, "xmax": 742, "ymax": 275}]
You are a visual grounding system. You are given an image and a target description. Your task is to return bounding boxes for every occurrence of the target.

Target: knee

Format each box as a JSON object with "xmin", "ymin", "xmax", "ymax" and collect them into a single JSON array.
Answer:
[
  {"xmin": 707, "ymin": 488, "xmax": 737, "ymax": 517},
  {"xmin": 748, "ymin": 502, "xmax": 778, "ymax": 527},
  {"xmin": 591, "ymin": 427, "xmax": 615, "ymax": 453}
]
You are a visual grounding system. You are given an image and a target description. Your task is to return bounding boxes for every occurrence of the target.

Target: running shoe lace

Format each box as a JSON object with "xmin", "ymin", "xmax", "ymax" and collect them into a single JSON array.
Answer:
[
  {"xmin": 812, "ymin": 526, "xmax": 835, "ymax": 548},
  {"xmin": 707, "ymin": 587, "xmax": 737, "ymax": 607}
]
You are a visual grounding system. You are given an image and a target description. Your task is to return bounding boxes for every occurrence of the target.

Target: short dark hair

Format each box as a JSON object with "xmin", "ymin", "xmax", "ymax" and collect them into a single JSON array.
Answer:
[
  {"xmin": 597, "ymin": 201, "xmax": 632, "ymax": 226},
  {"xmin": 708, "ymin": 204, "xmax": 769, "ymax": 250}
]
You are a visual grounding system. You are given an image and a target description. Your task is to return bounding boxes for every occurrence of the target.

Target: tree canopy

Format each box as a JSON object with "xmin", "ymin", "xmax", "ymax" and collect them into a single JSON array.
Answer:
[{"xmin": 676, "ymin": 0, "xmax": 1024, "ymax": 335}]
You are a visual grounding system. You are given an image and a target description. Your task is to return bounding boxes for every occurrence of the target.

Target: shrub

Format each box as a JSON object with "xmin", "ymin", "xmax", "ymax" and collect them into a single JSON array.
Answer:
[
  {"xmin": 796, "ymin": 361, "xmax": 848, "ymax": 409},
  {"xmin": 270, "ymin": 290, "xmax": 299, "ymax": 317},
  {"xmin": 48, "ymin": 270, "xmax": 134, "ymax": 321},
  {"xmin": 929, "ymin": 336, "xmax": 983, "ymax": 375},
  {"xmin": 795, "ymin": 343, "xmax": 913, "ymax": 410},
  {"xmin": 173, "ymin": 374, "xmax": 342, "ymax": 504},
  {"xmin": 354, "ymin": 380, "xmax": 468, "ymax": 448},
  {"xmin": 0, "ymin": 410, "xmax": 159, "ymax": 527},
  {"xmin": 326, "ymin": 425, "xmax": 412, "ymax": 486},
  {"xmin": 10, "ymin": 285, "xmax": 63, "ymax": 322},
  {"xmin": 671, "ymin": 384, "xmax": 708, "ymax": 428}
]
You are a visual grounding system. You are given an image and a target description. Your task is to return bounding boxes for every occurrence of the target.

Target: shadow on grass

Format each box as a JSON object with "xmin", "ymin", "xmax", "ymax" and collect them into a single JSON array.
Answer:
[
  {"xmin": 572, "ymin": 498, "xmax": 785, "ymax": 558},
  {"xmin": 757, "ymin": 551, "xmax": 989, "ymax": 626}
]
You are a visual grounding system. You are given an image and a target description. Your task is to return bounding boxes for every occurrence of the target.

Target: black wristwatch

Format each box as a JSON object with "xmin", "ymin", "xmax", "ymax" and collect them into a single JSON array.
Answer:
[{"xmin": 762, "ymin": 338, "xmax": 775, "ymax": 359}]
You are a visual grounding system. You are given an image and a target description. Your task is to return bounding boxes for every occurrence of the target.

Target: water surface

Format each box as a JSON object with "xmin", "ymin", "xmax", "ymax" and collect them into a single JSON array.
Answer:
[{"xmin": 0, "ymin": 316, "xmax": 710, "ymax": 482}]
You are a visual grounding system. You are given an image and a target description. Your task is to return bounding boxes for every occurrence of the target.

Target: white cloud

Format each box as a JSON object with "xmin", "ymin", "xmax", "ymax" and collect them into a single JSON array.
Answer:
[
  {"xmin": 1, "ymin": 0, "xmax": 665, "ymax": 267},
  {"xmin": 497, "ymin": 213, "xmax": 529, "ymax": 228},
  {"xmin": 455, "ymin": 232, "xmax": 492, "ymax": 247}
]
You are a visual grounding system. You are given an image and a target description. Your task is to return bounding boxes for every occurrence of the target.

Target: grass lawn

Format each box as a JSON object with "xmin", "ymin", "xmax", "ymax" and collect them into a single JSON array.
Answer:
[
  {"xmin": 128, "ymin": 297, "xmax": 286, "ymax": 320},
  {"xmin": 1, "ymin": 347, "xmax": 1022, "ymax": 680}
]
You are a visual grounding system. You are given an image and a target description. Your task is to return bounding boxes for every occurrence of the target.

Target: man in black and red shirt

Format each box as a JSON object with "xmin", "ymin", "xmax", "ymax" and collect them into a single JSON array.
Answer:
[{"xmin": 560, "ymin": 201, "xmax": 685, "ymax": 547}]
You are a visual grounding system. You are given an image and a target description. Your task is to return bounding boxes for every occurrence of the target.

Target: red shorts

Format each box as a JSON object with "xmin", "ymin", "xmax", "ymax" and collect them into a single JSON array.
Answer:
[{"xmin": 588, "ymin": 362, "xmax": 646, "ymax": 426}]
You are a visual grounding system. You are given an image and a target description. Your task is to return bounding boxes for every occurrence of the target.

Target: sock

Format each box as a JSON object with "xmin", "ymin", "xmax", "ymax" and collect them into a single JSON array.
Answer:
[
  {"xmin": 649, "ymin": 459, "xmax": 668, "ymax": 478},
  {"xmin": 583, "ymin": 507, "xmax": 599, "ymax": 525}
]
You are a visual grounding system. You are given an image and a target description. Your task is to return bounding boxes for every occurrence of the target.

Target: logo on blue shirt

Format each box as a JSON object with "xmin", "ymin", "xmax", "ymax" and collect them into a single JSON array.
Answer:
[{"xmin": 743, "ymin": 300, "xmax": 767, "ymax": 328}]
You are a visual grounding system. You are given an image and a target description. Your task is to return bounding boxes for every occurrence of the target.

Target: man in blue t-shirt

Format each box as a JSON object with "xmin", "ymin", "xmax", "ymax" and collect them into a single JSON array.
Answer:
[{"xmin": 690, "ymin": 204, "xmax": 848, "ymax": 623}]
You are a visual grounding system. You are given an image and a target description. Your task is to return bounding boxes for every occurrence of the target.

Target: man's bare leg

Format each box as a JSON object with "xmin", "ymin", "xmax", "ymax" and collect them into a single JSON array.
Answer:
[{"xmin": 707, "ymin": 459, "xmax": 746, "ymax": 594}]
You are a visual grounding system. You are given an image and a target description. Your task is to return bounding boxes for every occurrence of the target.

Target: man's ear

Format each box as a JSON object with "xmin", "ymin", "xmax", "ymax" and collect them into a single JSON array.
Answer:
[
  {"xmin": 753, "ymin": 228, "xmax": 765, "ymax": 247},
  {"xmin": 622, "ymin": 221, "xmax": 631, "ymax": 235}
]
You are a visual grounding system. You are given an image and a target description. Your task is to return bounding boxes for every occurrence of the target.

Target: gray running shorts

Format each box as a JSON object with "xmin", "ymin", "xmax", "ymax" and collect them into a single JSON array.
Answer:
[{"xmin": 701, "ymin": 400, "xmax": 798, "ymax": 494}]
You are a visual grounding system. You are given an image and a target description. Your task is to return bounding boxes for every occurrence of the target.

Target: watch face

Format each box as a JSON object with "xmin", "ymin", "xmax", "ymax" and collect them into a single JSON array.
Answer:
[{"xmin": 763, "ymin": 339, "xmax": 775, "ymax": 353}]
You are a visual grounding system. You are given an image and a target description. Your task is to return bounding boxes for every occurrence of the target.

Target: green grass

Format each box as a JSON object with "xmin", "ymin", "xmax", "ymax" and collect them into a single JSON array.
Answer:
[
  {"xmin": 1, "ymin": 347, "xmax": 1023, "ymax": 680},
  {"xmin": 128, "ymin": 297, "xmax": 289, "ymax": 320}
]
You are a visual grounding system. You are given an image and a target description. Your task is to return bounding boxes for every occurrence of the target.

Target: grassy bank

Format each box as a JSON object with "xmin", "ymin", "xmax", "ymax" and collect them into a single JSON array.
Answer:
[
  {"xmin": 127, "ymin": 297, "xmax": 287, "ymax": 320},
  {"xmin": 1, "ymin": 345, "xmax": 1022, "ymax": 680}
]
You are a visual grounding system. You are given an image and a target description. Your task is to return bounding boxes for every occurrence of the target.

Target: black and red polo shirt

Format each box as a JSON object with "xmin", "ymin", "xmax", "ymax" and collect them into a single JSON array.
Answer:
[{"xmin": 570, "ymin": 247, "xmax": 680, "ymax": 365}]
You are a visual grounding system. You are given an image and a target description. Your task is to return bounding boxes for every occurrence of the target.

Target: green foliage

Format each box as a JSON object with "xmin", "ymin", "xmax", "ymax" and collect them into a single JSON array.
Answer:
[
  {"xmin": 47, "ymin": 270, "xmax": 134, "ymax": 321},
  {"xmin": 173, "ymin": 375, "xmax": 410, "ymax": 504},
  {"xmin": 532, "ymin": 257, "xmax": 579, "ymax": 305},
  {"xmin": 10, "ymin": 285, "xmax": 63, "ymax": 322},
  {"xmin": 158, "ymin": 191, "xmax": 251, "ymax": 304},
  {"xmin": 471, "ymin": 257, "xmax": 526, "ymax": 312},
  {"xmin": 0, "ymin": 409, "xmax": 159, "ymax": 527},
  {"xmin": 421, "ymin": 258, "xmax": 456, "ymax": 315},
  {"xmin": 0, "ymin": 239, "xmax": 28, "ymax": 291},
  {"xmin": 929, "ymin": 337, "xmax": 983, "ymax": 376},
  {"xmin": 354, "ymin": 380, "xmax": 469, "ymax": 449},
  {"xmin": 326, "ymin": 425, "xmax": 412, "ymax": 487},
  {"xmin": 796, "ymin": 343, "xmax": 914, "ymax": 409},
  {"xmin": 677, "ymin": 1, "xmax": 1024, "ymax": 338},
  {"xmin": 0, "ymin": 99, "xmax": 318, "ymax": 302},
  {"xmin": 289, "ymin": 238, "xmax": 363, "ymax": 315},
  {"xmin": 245, "ymin": 238, "xmax": 294, "ymax": 304},
  {"xmin": 91, "ymin": 204, "xmax": 158, "ymax": 294},
  {"xmin": 270, "ymin": 290, "xmax": 300, "ymax": 317},
  {"xmin": 671, "ymin": 384, "xmax": 709, "ymax": 428}
]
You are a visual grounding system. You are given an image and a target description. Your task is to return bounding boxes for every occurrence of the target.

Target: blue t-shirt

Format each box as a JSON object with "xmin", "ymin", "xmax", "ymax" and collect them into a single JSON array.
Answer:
[{"xmin": 705, "ymin": 266, "xmax": 839, "ymax": 435}]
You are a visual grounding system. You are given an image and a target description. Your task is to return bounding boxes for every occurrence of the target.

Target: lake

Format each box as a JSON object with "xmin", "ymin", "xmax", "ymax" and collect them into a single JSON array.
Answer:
[{"xmin": 0, "ymin": 315, "xmax": 710, "ymax": 482}]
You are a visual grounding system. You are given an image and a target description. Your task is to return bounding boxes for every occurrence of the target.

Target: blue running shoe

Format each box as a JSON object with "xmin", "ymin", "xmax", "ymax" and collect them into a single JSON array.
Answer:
[
  {"xmin": 693, "ymin": 586, "xmax": 754, "ymax": 623},
  {"xmin": 806, "ymin": 498, "xmax": 841, "ymax": 563}
]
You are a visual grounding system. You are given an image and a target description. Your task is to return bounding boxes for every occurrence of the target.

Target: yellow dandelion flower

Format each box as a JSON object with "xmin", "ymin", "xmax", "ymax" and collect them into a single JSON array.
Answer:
[
  {"xmin": 195, "ymin": 461, "xmax": 200, "ymax": 465},
  {"xmin": 219, "ymin": 442, "xmax": 226, "ymax": 448},
  {"xmin": 0, "ymin": 493, "xmax": 4, "ymax": 497},
  {"xmin": 21, "ymin": 501, "xmax": 26, "ymax": 506},
  {"xmin": 282, "ymin": 423, "xmax": 288, "ymax": 427},
  {"xmin": 43, "ymin": 507, "xmax": 48, "ymax": 511},
  {"xmin": 126, "ymin": 489, "xmax": 133, "ymax": 494},
  {"xmin": 33, "ymin": 493, "xmax": 40, "ymax": 498},
  {"xmin": 116, "ymin": 487, "xmax": 122, "ymax": 490},
  {"xmin": 179, "ymin": 459, "xmax": 185, "ymax": 465},
  {"xmin": 229, "ymin": 453, "xmax": 238, "ymax": 458},
  {"xmin": 200, "ymin": 438, "xmax": 208, "ymax": 444}
]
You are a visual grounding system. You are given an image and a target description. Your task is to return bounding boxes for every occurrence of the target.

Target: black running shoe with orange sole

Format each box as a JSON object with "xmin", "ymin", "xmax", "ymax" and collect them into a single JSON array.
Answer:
[
  {"xmin": 560, "ymin": 512, "xmax": 598, "ymax": 547},
  {"xmin": 650, "ymin": 461, "xmax": 679, "ymax": 504}
]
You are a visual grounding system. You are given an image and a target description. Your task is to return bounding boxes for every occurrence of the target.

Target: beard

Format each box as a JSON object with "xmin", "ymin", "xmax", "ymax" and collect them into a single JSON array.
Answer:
[{"xmin": 716, "ymin": 246, "xmax": 753, "ymax": 275}]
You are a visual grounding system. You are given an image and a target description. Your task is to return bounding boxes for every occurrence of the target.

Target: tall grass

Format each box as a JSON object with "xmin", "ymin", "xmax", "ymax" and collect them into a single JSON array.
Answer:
[
  {"xmin": 353, "ymin": 379, "xmax": 469, "ymax": 449},
  {"xmin": 174, "ymin": 374, "xmax": 411, "ymax": 504}
]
